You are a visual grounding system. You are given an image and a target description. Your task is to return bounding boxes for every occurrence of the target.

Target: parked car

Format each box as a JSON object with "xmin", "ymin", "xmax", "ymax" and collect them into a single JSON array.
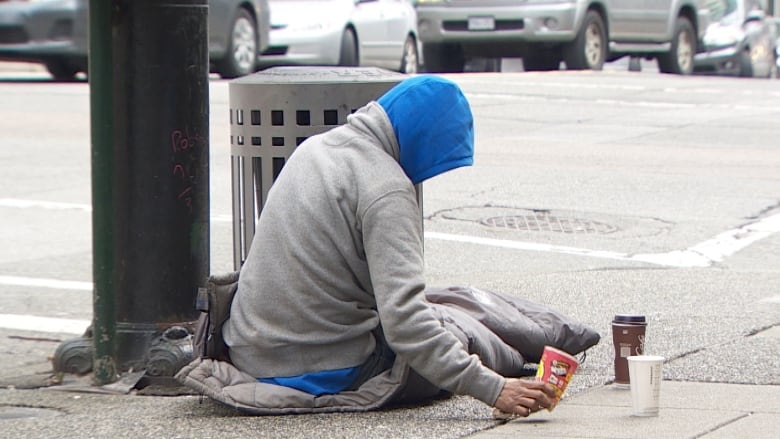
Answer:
[
  {"xmin": 0, "ymin": 0, "xmax": 270, "ymax": 80},
  {"xmin": 694, "ymin": 0, "xmax": 776, "ymax": 78},
  {"xmin": 258, "ymin": 0, "xmax": 420, "ymax": 73},
  {"xmin": 413, "ymin": 0, "xmax": 711, "ymax": 74}
]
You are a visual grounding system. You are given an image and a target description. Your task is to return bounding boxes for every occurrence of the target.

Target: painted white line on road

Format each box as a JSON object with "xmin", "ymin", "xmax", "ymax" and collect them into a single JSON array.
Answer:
[
  {"xmin": 0, "ymin": 275, "xmax": 92, "ymax": 291},
  {"xmin": 425, "ymin": 232, "xmax": 708, "ymax": 268},
  {"xmin": 0, "ymin": 314, "xmax": 89, "ymax": 335},
  {"xmin": 426, "ymin": 212, "xmax": 780, "ymax": 268},
  {"xmin": 0, "ymin": 198, "xmax": 233, "ymax": 222},
  {"xmin": 0, "ymin": 198, "xmax": 91, "ymax": 211},
  {"xmin": 425, "ymin": 231, "xmax": 639, "ymax": 262},
  {"xmin": 679, "ymin": 213, "xmax": 780, "ymax": 263}
]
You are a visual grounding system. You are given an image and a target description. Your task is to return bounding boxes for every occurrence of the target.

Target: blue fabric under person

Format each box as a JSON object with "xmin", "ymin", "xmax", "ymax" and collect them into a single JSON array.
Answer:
[
  {"xmin": 377, "ymin": 75, "xmax": 475, "ymax": 184},
  {"xmin": 257, "ymin": 366, "xmax": 361, "ymax": 396}
]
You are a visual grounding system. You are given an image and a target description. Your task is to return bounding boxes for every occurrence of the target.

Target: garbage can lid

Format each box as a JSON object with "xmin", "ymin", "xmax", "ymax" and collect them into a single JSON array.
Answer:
[{"xmin": 231, "ymin": 66, "xmax": 405, "ymax": 85}]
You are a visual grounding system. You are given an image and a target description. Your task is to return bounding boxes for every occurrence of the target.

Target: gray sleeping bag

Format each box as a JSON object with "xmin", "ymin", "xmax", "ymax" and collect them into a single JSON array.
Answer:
[{"xmin": 175, "ymin": 285, "xmax": 600, "ymax": 415}]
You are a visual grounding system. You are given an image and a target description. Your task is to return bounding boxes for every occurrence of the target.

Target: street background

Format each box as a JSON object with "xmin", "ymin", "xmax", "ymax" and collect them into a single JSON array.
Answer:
[{"xmin": 0, "ymin": 60, "xmax": 778, "ymax": 437}]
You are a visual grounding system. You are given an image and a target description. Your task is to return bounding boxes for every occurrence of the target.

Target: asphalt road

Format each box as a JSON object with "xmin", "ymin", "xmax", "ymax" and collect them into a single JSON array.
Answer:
[{"xmin": 0, "ymin": 64, "xmax": 778, "ymax": 437}]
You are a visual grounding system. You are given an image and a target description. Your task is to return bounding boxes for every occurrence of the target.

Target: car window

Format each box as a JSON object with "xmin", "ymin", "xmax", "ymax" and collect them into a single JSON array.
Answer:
[{"xmin": 705, "ymin": 0, "xmax": 739, "ymax": 22}]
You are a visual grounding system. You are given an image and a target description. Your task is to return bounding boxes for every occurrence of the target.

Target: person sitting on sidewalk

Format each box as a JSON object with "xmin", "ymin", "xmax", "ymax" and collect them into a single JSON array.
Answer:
[{"xmin": 180, "ymin": 75, "xmax": 599, "ymax": 416}]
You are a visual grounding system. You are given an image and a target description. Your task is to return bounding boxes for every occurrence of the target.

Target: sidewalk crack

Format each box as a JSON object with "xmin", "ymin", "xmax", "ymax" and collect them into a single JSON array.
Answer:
[{"xmin": 689, "ymin": 413, "xmax": 751, "ymax": 439}]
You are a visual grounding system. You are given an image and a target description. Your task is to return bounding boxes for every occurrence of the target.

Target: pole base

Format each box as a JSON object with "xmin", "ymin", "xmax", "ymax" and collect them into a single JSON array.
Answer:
[{"xmin": 51, "ymin": 324, "xmax": 195, "ymax": 383}]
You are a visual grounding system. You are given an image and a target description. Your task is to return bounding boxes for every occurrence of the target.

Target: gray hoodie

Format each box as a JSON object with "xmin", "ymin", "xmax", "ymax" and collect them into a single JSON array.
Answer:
[{"xmin": 224, "ymin": 78, "xmax": 503, "ymax": 406}]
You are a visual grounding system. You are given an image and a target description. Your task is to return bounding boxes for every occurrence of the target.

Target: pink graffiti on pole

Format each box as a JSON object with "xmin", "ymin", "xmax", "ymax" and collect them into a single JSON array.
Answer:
[{"xmin": 170, "ymin": 129, "xmax": 203, "ymax": 214}]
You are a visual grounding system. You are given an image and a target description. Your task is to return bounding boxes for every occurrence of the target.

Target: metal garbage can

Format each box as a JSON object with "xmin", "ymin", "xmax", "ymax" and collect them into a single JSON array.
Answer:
[{"xmin": 228, "ymin": 67, "xmax": 407, "ymax": 268}]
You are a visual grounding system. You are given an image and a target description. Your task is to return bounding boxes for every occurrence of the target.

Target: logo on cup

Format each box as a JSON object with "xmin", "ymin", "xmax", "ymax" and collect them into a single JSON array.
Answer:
[
  {"xmin": 550, "ymin": 359, "xmax": 569, "ymax": 376},
  {"xmin": 637, "ymin": 334, "xmax": 646, "ymax": 355}
]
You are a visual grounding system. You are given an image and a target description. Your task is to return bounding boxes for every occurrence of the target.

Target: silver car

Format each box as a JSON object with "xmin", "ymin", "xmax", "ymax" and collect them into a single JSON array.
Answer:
[
  {"xmin": 0, "ymin": 0, "xmax": 270, "ymax": 80},
  {"xmin": 413, "ymin": 0, "xmax": 710, "ymax": 74},
  {"xmin": 693, "ymin": 0, "xmax": 776, "ymax": 78},
  {"xmin": 258, "ymin": 0, "xmax": 420, "ymax": 73}
]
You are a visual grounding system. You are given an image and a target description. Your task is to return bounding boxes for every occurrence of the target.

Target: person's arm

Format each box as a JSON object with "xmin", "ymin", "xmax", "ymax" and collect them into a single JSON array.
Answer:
[{"xmin": 362, "ymin": 191, "xmax": 504, "ymax": 404}]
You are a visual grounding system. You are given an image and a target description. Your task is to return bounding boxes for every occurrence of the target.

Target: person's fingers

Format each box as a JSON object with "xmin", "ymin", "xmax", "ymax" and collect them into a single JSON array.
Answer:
[
  {"xmin": 537, "ymin": 390, "xmax": 556, "ymax": 409},
  {"xmin": 498, "ymin": 378, "xmax": 560, "ymax": 415},
  {"xmin": 517, "ymin": 385, "xmax": 556, "ymax": 409},
  {"xmin": 525, "ymin": 379, "xmax": 559, "ymax": 398},
  {"xmin": 541, "ymin": 382, "xmax": 559, "ymax": 398}
]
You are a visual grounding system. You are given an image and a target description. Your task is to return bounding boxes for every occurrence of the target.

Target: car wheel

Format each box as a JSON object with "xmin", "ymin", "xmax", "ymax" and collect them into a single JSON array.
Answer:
[
  {"xmin": 338, "ymin": 28, "xmax": 359, "ymax": 67},
  {"xmin": 400, "ymin": 35, "xmax": 418, "ymax": 74},
  {"xmin": 738, "ymin": 48, "xmax": 754, "ymax": 77},
  {"xmin": 422, "ymin": 43, "xmax": 465, "ymax": 73},
  {"xmin": 563, "ymin": 10, "xmax": 606, "ymax": 70},
  {"xmin": 657, "ymin": 17, "xmax": 695, "ymax": 75},
  {"xmin": 45, "ymin": 59, "xmax": 80, "ymax": 81},
  {"xmin": 217, "ymin": 8, "xmax": 257, "ymax": 79}
]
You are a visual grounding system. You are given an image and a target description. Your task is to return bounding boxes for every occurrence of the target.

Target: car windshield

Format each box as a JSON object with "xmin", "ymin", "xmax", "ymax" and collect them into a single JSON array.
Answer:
[{"xmin": 705, "ymin": 0, "xmax": 739, "ymax": 22}]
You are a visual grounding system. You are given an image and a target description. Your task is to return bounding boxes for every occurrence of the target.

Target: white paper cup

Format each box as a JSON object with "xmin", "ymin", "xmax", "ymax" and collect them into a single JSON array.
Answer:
[{"xmin": 627, "ymin": 355, "xmax": 664, "ymax": 417}]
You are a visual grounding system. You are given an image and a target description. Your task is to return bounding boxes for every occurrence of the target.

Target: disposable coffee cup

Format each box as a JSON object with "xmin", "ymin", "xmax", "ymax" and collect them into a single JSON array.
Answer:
[
  {"xmin": 627, "ymin": 355, "xmax": 664, "ymax": 416},
  {"xmin": 612, "ymin": 314, "xmax": 647, "ymax": 387},
  {"xmin": 535, "ymin": 346, "xmax": 579, "ymax": 408}
]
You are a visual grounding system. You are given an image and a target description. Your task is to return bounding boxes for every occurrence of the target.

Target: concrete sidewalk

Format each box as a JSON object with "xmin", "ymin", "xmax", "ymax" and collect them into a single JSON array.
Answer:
[
  {"xmin": 1, "ymin": 376, "xmax": 777, "ymax": 438},
  {"xmin": 2, "ymin": 324, "xmax": 776, "ymax": 438},
  {"xmin": 473, "ymin": 381, "xmax": 779, "ymax": 438}
]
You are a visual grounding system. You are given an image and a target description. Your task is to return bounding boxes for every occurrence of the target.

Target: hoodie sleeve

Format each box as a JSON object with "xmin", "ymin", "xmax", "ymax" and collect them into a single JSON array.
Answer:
[{"xmin": 360, "ymin": 190, "xmax": 505, "ymax": 406}]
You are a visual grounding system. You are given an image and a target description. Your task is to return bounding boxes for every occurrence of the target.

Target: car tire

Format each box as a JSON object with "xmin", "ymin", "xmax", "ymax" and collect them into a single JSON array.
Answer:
[
  {"xmin": 338, "ymin": 28, "xmax": 359, "ymax": 67},
  {"xmin": 738, "ymin": 49, "xmax": 754, "ymax": 77},
  {"xmin": 422, "ymin": 43, "xmax": 465, "ymax": 73},
  {"xmin": 217, "ymin": 7, "xmax": 257, "ymax": 79},
  {"xmin": 45, "ymin": 59, "xmax": 80, "ymax": 81},
  {"xmin": 657, "ymin": 17, "xmax": 695, "ymax": 75},
  {"xmin": 400, "ymin": 35, "xmax": 419, "ymax": 74},
  {"xmin": 563, "ymin": 10, "xmax": 606, "ymax": 70}
]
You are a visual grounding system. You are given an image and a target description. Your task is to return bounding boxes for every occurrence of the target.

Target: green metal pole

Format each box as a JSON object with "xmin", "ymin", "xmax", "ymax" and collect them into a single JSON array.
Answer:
[
  {"xmin": 90, "ymin": 0, "xmax": 118, "ymax": 385},
  {"xmin": 111, "ymin": 0, "xmax": 209, "ymax": 375}
]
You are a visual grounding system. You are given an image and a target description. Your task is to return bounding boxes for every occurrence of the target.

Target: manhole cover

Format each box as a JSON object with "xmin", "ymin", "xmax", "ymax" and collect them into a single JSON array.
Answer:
[
  {"xmin": 481, "ymin": 213, "xmax": 618, "ymax": 234},
  {"xmin": 0, "ymin": 406, "xmax": 63, "ymax": 420}
]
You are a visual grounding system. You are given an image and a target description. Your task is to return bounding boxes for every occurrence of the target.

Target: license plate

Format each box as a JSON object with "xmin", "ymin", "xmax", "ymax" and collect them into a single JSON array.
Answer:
[{"xmin": 468, "ymin": 16, "xmax": 495, "ymax": 31}]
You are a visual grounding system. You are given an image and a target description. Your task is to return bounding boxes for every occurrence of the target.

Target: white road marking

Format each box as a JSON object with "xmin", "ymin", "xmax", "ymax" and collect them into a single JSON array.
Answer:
[
  {"xmin": 426, "ymin": 212, "xmax": 780, "ymax": 268},
  {"xmin": 424, "ymin": 231, "xmax": 641, "ymax": 263},
  {"xmin": 0, "ymin": 314, "xmax": 89, "ymax": 335},
  {"xmin": 0, "ymin": 198, "xmax": 232, "ymax": 222},
  {"xmin": 0, "ymin": 275, "xmax": 92, "ymax": 291},
  {"xmin": 0, "ymin": 198, "xmax": 91, "ymax": 211}
]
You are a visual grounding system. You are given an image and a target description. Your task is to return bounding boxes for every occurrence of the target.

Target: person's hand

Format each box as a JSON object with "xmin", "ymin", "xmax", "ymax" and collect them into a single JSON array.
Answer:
[{"xmin": 493, "ymin": 378, "xmax": 557, "ymax": 418}]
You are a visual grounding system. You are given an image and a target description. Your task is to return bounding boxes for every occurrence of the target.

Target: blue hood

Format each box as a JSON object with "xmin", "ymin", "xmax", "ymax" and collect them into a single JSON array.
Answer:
[{"xmin": 377, "ymin": 75, "xmax": 474, "ymax": 185}]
